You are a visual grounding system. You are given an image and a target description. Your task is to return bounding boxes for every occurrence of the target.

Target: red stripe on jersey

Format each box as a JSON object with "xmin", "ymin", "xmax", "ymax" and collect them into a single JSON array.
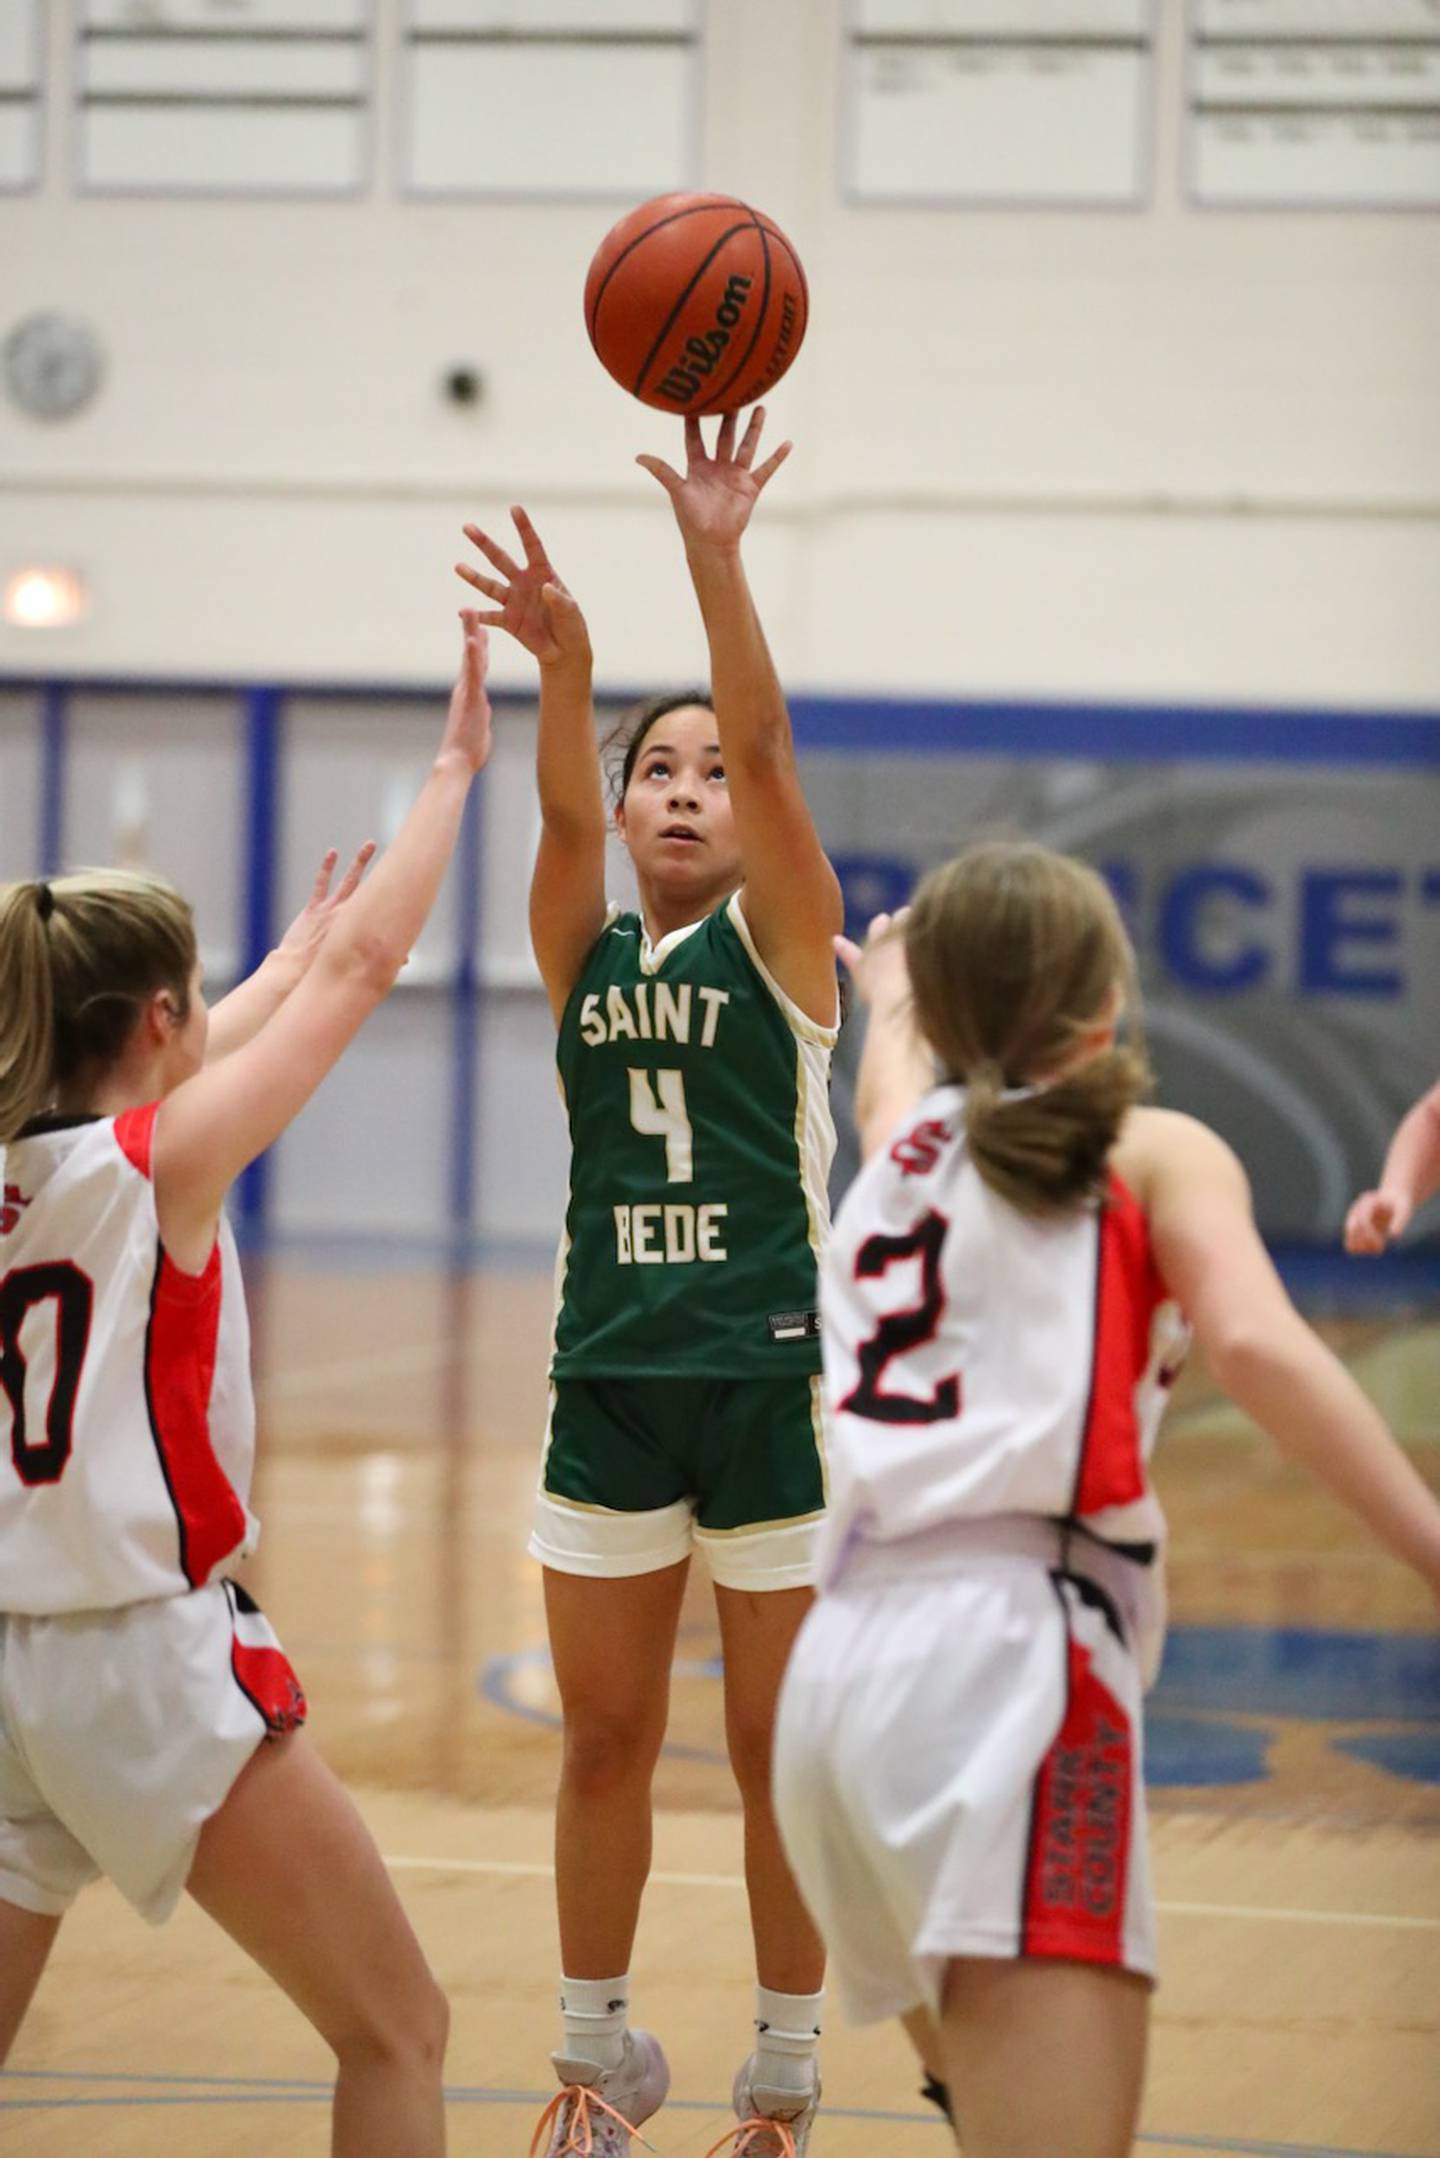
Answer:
[
  {"xmin": 1020, "ymin": 1635, "xmax": 1134, "ymax": 1965},
  {"xmin": 231, "ymin": 1638, "xmax": 308, "ymax": 1737},
  {"xmin": 143, "ymin": 1245, "xmax": 248, "ymax": 1589},
  {"xmin": 114, "ymin": 1102, "xmax": 160, "ymax": 1180},
  {"xmin": 1072, "ymin": 1175, "xmax": 1161, "ymax": 1519}
]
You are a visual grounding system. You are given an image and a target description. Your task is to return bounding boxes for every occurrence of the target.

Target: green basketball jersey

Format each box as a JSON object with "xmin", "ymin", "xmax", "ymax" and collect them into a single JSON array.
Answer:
[{"xmin": 551, "ymin": 893, "xmax": 837, "ymax": 1379}]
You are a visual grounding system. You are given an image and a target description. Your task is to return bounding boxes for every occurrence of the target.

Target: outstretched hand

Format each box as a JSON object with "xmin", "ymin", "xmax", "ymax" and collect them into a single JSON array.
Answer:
[
  {"xmin": 441, "ymin": 610, "xmax": 494, "ymax": 775},
  {"xmin": 835, "ymin": 908, "xmax": 911, "ymax": 1012},
  {"xmin": 1344, "ymin": 1187, "xmax": 1410, "ymax": 1256},
  {"xmin": 455, "ymin": 507, "xmax": 591, "ymax": 671},
  {"xmin": 637, "ymin": 408, "xmax": 791, "ymax": 553},
  {"xmin": 275, "ymin": 841, "xmax": 377, "ymax": 974}
]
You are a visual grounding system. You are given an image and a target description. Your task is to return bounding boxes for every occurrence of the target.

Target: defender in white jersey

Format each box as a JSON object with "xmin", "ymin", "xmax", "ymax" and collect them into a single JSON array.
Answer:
[
  {"xmin": 0, "ymin": 609, "xmax": 494, "ymax": 2158},
  {"xmin": 0, "ymin": 1104, "xmax": 259, "ymax": 1617},
  {"xmin": 773, "ymin": 845, "xmax": 1440, "ymax": 2158}
]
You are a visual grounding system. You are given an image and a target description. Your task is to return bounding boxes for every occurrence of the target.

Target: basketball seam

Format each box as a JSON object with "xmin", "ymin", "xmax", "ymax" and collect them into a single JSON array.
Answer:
[
  {"xmin": 759, "ymin": 222, "xmax": 809, "ymax": 313},
  {"xmin": 699, "ymin": 214, "xmax": 772, "ymax": 415},
  {"xmin": 629, "ymin": 222, "xmax": 755, "ymax": 402},
  {"xmin": 585, "ymin": 196, "xmax": 750, "ymax": 344}
]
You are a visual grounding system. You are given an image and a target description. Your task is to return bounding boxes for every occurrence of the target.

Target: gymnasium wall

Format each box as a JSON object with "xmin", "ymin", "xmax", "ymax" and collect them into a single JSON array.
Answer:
[
  {"xmin": 3, "ymin": 1, "xmax": 1438, "ymax": 698},
  {"xmin": 1, "ymin": 1, "xmax": 1437, "ymax": 1254}
]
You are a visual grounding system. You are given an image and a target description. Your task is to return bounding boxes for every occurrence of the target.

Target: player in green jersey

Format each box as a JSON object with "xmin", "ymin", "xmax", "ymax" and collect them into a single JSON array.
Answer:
[{"xmin": 458, "ymin": 409, "xmax": 842, "ymax": 2157}]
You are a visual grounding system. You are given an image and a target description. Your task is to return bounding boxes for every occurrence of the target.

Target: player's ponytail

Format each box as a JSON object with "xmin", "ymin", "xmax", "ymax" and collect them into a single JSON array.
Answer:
[
  {"xmin": 0, "ymin": 871, "xmax": 197, "ymax": 1142},
  {"xmin": 904, "ymin": 843, "xmax": 1150, "ymax": 1215},
  {"xmin": 0, "ymin": 881, "xmax": 58, "ymax": 1142},
  {"xmin": 961, "ymin": 1050, "xmax": 1149, "ymax": 1213}
]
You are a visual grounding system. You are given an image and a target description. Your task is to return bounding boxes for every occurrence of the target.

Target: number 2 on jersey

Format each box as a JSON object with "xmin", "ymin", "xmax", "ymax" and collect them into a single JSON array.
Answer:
[
  {"xmin": 628, "ymin": 1068, "xmax": 694, "ymax": 1183},
  {"xmin": 841, "ymin": 1211, "xmax": 961, "ymax": 1425},
  {"xmin": 0, "ymin": 1262, "xmax": 94, "ymax": 1485}
]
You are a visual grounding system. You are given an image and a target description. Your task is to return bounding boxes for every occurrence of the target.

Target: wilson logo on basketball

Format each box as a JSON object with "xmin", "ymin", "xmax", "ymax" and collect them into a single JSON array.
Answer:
[
  {"xmin": 657, "ymin": 274, "xmax": 755, "ymax": 405},
  {"xmin": 585, "ymin": 191, "xmax": 809, "ymax": 415}
]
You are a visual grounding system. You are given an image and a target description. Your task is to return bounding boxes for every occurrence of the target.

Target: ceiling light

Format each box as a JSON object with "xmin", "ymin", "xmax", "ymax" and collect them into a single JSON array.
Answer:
[{"xmin": 4, "ymin": 566, "xmax": 88, "ymax": 628}]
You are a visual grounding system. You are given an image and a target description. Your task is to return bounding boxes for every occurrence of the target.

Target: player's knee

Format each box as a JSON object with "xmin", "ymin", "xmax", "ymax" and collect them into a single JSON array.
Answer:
[
  {"xmin": 561, "ymin": 1705, "xmax": 664, "ymax": 1798},
  {"xmin": 335, "ymin": 1972, "xmax": 449, "ymax": 2077}
]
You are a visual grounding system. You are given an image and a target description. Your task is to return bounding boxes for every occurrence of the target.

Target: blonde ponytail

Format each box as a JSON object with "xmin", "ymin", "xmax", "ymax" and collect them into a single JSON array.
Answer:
[
  {"xmin": 963, "ymin": 1048, "xmax": 1150, "ymax": 1215},
  {"xmin": 0, "ymin": 870, "xmax": 196, "ymax": 1142},
  {"xmin": 0, "ymin": 881, "xmax": 58, "ymax": 1142},
  {"xmin": 905, "ymin": 842, "xmax": 1151, "ymax": 1216}
]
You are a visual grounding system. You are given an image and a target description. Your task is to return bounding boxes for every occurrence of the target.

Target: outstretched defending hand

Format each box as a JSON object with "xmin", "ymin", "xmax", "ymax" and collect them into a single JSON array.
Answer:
[
  {"xmin": 440, "ymin": 611, "xmax": 494, "ymax": 775},
  {"xmin": 834, "ymin": 908, "xmax": 911, "ymax": 1013},
  {"xmin": 637, "ymin": 408, "xmax": 791, "ymax": 554},
  {"xmin": 455, "ymin": 507, "xmax": 591, "ymax": 673},
  {"xmin": 1344, "ymin": 1187, "xmax": 1411, "ymax": 1256},
  {"xmin": 275, "ymin": 842, "xmax": 377, "ymax": 975}
]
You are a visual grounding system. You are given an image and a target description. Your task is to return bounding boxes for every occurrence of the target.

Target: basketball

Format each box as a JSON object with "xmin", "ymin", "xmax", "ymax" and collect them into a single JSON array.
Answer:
[{"xmin": 584, "ymin": 192, "xmax": 808, "ymax": 416}]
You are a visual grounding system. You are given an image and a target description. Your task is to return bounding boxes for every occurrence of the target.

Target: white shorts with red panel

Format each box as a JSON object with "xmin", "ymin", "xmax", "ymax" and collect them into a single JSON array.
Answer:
[
  {"xmin": 0, "ymin": 1579, "xmax": 305, "ymax": 1927},
  {"xmin": 773, "ymin": 1522, "xmax": 1155, "ymax": 2026}
]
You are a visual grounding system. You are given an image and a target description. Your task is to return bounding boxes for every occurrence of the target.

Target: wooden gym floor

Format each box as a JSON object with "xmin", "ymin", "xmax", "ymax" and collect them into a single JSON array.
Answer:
[{"xmin": 2, "ymin": 1260, "xmax": 1436, "ymax": 2158}]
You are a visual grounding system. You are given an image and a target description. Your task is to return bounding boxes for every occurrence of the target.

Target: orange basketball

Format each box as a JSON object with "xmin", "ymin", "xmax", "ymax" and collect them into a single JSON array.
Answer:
[{"xmin": 584, "ymin": 192, "xmax": 808, "ymax": 416}]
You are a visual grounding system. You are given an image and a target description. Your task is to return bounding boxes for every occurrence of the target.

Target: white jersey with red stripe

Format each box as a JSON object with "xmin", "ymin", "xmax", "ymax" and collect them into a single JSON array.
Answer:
[
  {"xmin": 816, "ymin": 1085, "xmax": 1189, "ymax": 1601},
  {"xmin": 0, "ymin": 1106, "xmax": 257, "ymax": 1617}
]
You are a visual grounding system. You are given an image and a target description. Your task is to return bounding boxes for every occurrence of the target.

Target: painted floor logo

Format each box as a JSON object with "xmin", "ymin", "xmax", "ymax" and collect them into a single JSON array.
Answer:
[
  {"xmin": 479, "ymin": 1624, "xmax": 1440, "ymax": 1793},
  {"xmin": 1146, "ymin": 1624, "xmax": 1440, "ymax": 1790}
]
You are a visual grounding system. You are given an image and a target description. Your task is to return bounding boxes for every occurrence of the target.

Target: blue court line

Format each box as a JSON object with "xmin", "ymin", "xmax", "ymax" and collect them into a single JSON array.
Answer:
[
  {"xmin": 0, "ymin": 2096, "xmax": 327, "ymax": 2109},
  {"xmin": 0, "ymin": 2075, "xmax": 935, "ymax": 2123},
  {"xmin": 0, "ymin": 2078, "xmax": 1431, "ymax": 2155},
  {"xmin": 1, "ymin": 2068, "xmax": 323, "ymax": 2089}
]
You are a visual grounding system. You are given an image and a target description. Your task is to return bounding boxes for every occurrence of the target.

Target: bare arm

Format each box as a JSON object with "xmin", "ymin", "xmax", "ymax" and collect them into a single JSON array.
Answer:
[
  {"xmin": 1138, "ymin": 1111, "xmax": 1440, "ymax": 1597},
  {"xmin": 204, "ymin": 842, "xmax": 375, "ymax": 1061},
  {"xmin": 838, "ymin": 910, "xmax": 935, "ymax": 1160},
  {"xmin": 638, "ymin": 411, "xmax": 842, "ymax": 1027},
  {"xmin": 152, "ymin": 616, "xmax": 493, "ymax": 1272},
  {"xmin": 1344, "ymin": 1079, "xmax": 1440, "ymax": 1255},
  {"xmin": 457, "ymin": 509, "xmax": 606, "ymax": 1022}
]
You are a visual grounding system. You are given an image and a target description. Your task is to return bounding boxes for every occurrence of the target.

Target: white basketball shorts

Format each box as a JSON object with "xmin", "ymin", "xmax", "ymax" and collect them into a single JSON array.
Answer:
[
  {"xmin": 773, "ymin": 1524, "xmax": 1155, "ymax": 2026},
  {"xmin": 0, "ymin": 1579, "xmax": 306, "ymax": 1927}
]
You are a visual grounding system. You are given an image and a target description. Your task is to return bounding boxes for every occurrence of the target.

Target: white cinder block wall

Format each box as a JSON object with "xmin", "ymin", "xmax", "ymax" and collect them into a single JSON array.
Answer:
[
  {"xmin": 1, "ymin": 1, "xmax": 1437, "ymax": 1243},
  {"xmin": 4, "ymin": 0, "xmax": 1437, "ymax": 702}
]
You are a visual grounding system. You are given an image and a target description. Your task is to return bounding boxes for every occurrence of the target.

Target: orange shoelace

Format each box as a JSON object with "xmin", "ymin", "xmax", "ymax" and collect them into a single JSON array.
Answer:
[
  {"xmin": 528, "ymin": 2083, "xmax": 656, "ymax": 2157},
  {"xmin": 701, "ymin": 2122, "xmax": 799, "ymax": 2158}
]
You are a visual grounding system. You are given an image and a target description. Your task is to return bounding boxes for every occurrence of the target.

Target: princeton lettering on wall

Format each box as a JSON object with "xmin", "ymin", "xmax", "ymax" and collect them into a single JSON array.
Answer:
[
  {"xmin": 825, "ymin": 751, "xmax": 1439, "ymax": 1240},
  {"xmin": 1104, "ymin": 864, "xmax": 1438, "ymax": 1001}
]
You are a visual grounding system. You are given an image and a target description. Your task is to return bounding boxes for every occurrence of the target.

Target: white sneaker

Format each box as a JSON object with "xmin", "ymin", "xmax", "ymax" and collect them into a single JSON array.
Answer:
[
  {"xmin": 529, "ymin": 2029, "xmax": 670, "ymax": 2156},
  {"xmin": 701, "ymin": 2054, "xmax": 821, "ymax": 2156}
]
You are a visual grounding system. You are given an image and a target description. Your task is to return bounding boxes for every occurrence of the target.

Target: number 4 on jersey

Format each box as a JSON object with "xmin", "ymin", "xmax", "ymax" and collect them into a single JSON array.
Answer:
[
  {"xmin": 628, "ymin": 1068, "xmax": 694, "ymax": 1183},
  {"xmin": 617, "ymin": 1068, "xmax": 727, "ymax": 1265}
]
